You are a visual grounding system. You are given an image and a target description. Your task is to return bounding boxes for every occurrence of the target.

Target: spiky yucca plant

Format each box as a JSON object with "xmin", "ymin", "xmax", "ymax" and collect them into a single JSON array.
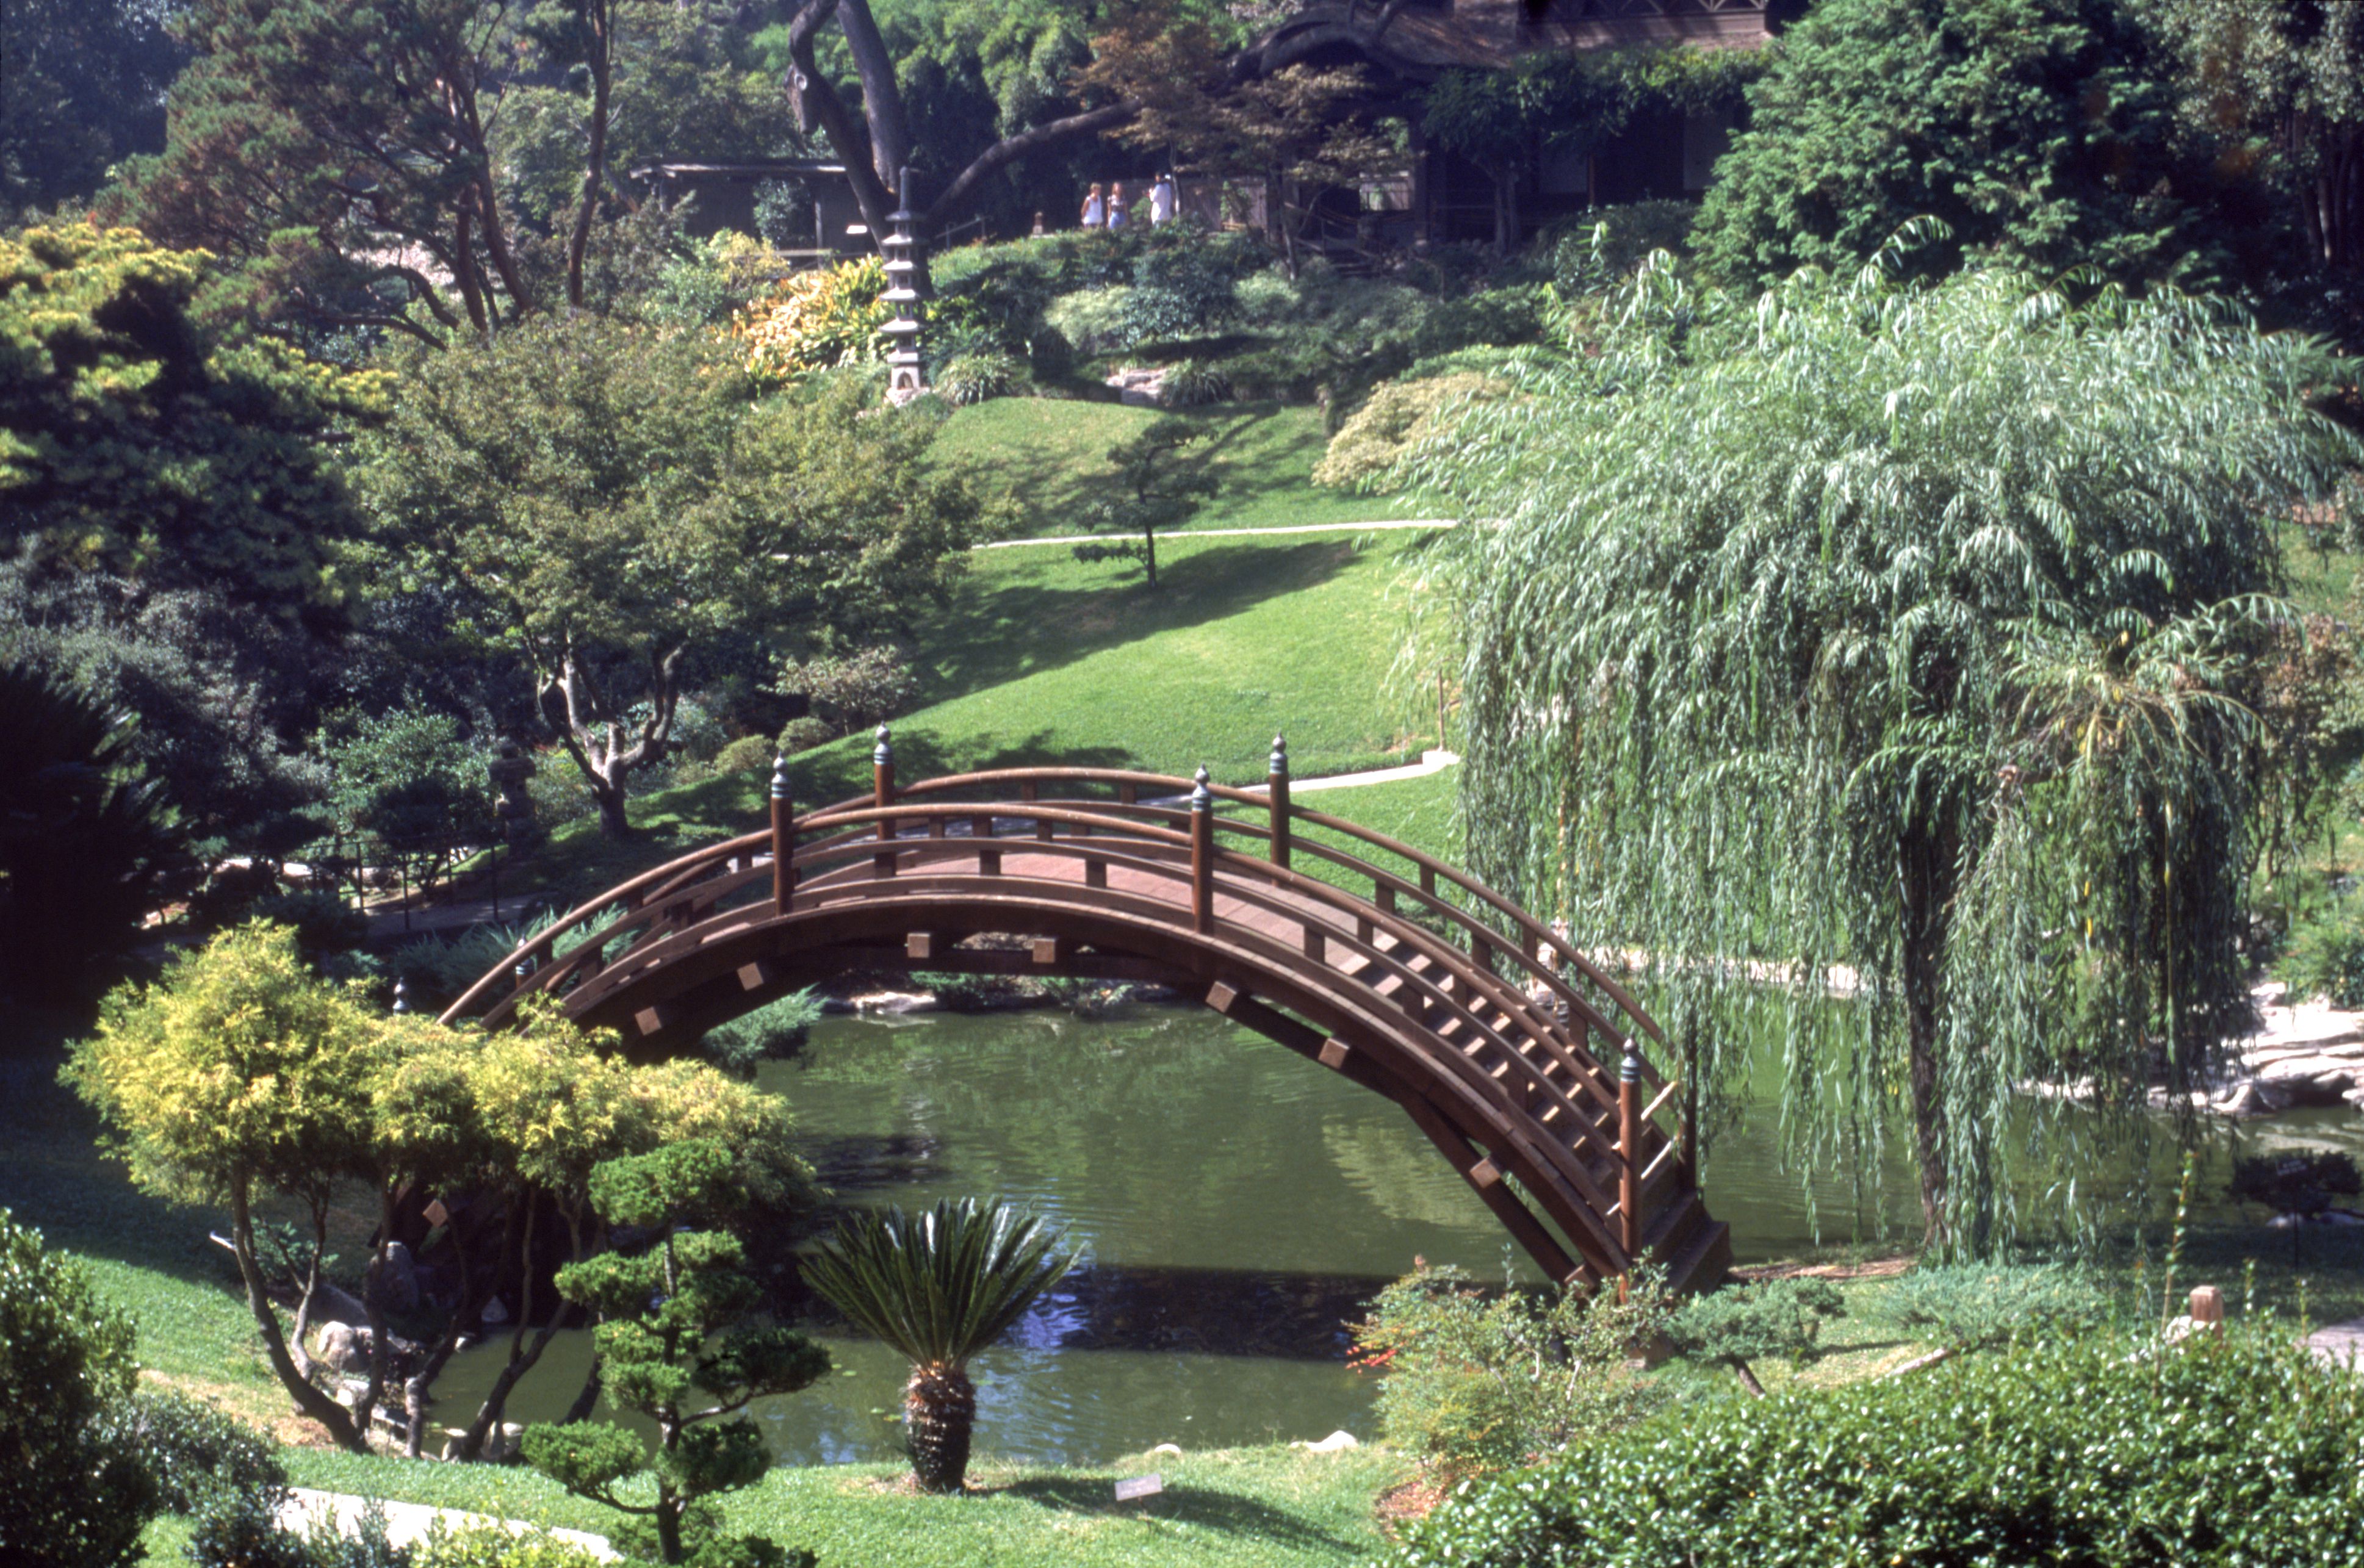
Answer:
[{"xmin": 802, "ymin": 1198, "xmax": 1077, "ymax": 1492}]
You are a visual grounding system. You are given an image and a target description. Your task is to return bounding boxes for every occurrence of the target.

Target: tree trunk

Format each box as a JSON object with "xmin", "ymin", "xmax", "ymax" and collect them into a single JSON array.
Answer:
[
  {"xmin": 904, "ymin": 1362, "xmax": 976, "ymax": 1492},
  {"xmin": 229, "ymin": 1179, "xmax": 368, "ymax": 1451},
  {"xmin": 457, "ymin": 1195, "xmax": 554, "ymax": 1461},
  {"xmin": 1899, "ymin": 825, "xmax": 1955, "ymax": 1253},
  {"xmin": 561, "ymin": 1353, "xmax": 603, "ymax": 1425},
  {"xmin": 1142, "ymin": 527, "xmax": 1158, "ymax": 589},
  {"xmin": 1729, "ymin": 1358, "xmax": 1765, "ymax": 1398},
  {"xmin": 566, "ymin": 0, "xmax": 614, "ymax": 310},
  {"xmin": 403, "ymin": 1217, "xmax": 485, "ymax": 1458}
]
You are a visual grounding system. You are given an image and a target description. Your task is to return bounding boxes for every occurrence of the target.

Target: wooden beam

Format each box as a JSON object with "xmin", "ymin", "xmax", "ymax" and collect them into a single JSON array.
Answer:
[
  {"xmin": 907, "ymin": 931, "xmax": 939, "ymax": 962},
  {"xmin": 1031, "ymin": 936, "xmax": 1075, "ymax": 968},
  {"xmin": 1206, "ymin": 980, "xmax": 1242, "ymax": 1014},
  {"xmin": 633, "ymin": 1004, "xmax": 674, "ymax": 1037},
  {"xmin": 736, "ymin": 961, "xmax": 776, "ymax": 993},
  {"xmin": 1318, "ymin": 1038, "xmax": 1353, "ymax": 1071}
]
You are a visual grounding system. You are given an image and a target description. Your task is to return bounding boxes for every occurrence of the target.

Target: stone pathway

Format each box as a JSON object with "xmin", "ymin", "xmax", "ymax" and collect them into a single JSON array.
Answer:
[
  {"xmin": 978, "ymin": 519, "xmax": 1457, "ymax": 548},
  {"xmin": 2307, "ymin": 1317, "xmax": 2364, "ymax": 1368},
  {"xmin": 279, "ymin": 1487, "xmax": 614, "ymax": 1560}
]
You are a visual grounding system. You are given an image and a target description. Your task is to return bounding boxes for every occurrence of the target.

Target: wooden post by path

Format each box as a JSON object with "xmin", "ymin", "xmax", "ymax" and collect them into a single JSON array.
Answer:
[
  {"xmin": 1191, "ymin": 766, "xmax": 1215, "ymax": 933},
  {"xmin": 873, "ymin": 725, "xmax": 897, "ymax": 877},
  {"xmin": 1267, "ymin": 735, "xmax": 1291, "ymax": 869},
  {"xmin": 1619, "ymin": 1038, "xmax": 1644, "ymax": 1271},
  {"xmin": 770, "ymin": 753, "xmax": 795, "ymax": 915}
]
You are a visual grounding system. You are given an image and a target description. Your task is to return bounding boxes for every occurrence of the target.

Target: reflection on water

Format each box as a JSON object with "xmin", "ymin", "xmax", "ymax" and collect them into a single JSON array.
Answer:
[{"xmin": 430, "ymin": 1002, "xmax": 2364, "ymax": 1466}]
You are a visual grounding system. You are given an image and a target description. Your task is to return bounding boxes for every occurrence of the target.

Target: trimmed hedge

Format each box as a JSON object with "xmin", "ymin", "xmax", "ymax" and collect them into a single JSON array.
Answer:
[{"xmin": 1392, "ymin": 1328, "xmax": 2364, "ymax": 1567}]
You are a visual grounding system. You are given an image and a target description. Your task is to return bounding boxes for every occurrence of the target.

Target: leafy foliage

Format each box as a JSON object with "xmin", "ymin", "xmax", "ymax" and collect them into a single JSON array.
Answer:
[
  {"xmin": 0, "ymin": 227, "xmax": 383, "ymax": 626},
  {"xmin": 2279, "ymin": 901, "xmax": 2364, "ymax": 1007},
  {"xmin": 0, "ymin": 0, "xmax": 181, "ymax": 219},
  {"xmin": 1875, "ymin": 1261, "xmax": 2116, "ymax": 1348},
  {"xmin": 1313, "ymin": 374, "xmax": 1508, "ymax": 494},
  {"xmin": 699, "ymin": 988, "xmax": 825, "ymax": 1080},
  {"xmin": 0, "ymin": 657, "xmax": 190, "ymax": 1004},
  {"xmin": 1693, "ymin": 0, "xmax": 2265, "ymax": 287},
  {"xmin": 934, "ymin": 350, "xmax": 1022, "ymax": 406},
  {"xmin": 112, "ymin": 1388, "xmax": 286, "ymax": 1518},
  {"xmin": 1665, "ymin": 1276, "xmax": 1845, "ymax": 1395},
  {"xmin": 525, "ymin": 1140, "xmax": 827, "ymax": 1565},
  {"xmin": 0, "ymin": 1209, "xmax": 153, "ymax": 1567},
  {"xmin": 1391, "ymin": 1328, "xmax": 2364, "ymax": 1568},
  {"xmin": 732, "ymin": 259, "xmax": 890, "ymax": 384},
  {"xmin": 1347, "ymin": 1263, "xmax": 1670, "ymax": 1479},
  {"xmin": 1411, "ymin": 249, "xmax": 2354, "ymax": 1251},
  {"xmin": 802, "ymin": 1198, "xmax": 1077, "ymax": 1492},
  {"xmin": 2230, "ymin": 1149, "xmax": 2364, "ymax": 1220},
  {"xmin": 356, "ymin": 317, "xmax": 978, "ymax": 834}
]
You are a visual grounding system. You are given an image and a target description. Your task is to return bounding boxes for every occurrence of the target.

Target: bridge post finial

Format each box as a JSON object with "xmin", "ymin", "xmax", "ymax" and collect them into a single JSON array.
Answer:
[
  {"xmin": 873, "ymin": 725, "xmax": 898, "ymax": 859},
  {"xmin": 771, "ymin": 753, "xmax": 796, "ymax": 916},
  {"xmin": 873, "ymin": 724, "xmax": 893, "ymax": 767},
  {"xmin": 1267, "ymin": 737, "xmax": 1291, "ymax": 871},
  {"xmin": 391, "ymin": 978, "xmax": 409, "ymax": 1016},
  {"xmin": 1190, "ymin": 766, "xmax": 1215, "ymax": 934}
]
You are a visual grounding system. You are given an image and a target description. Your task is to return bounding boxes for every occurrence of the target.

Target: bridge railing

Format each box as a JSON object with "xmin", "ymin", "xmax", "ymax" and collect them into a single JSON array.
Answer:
[{"xmin": 439, "ymin": 739, "xmax": 1696, "ymax": 1219}]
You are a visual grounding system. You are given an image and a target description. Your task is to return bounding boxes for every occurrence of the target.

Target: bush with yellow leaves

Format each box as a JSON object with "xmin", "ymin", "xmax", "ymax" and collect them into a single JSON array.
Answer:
[{"xmin": 732, "ymin": 256, "xmax": 889, "ymax": 384}]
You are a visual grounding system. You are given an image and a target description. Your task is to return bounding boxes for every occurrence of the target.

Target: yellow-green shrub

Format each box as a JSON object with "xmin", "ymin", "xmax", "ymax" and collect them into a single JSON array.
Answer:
[{"xmin": 732, "ymin": 257, "xmax": 888, "ymax": 383}]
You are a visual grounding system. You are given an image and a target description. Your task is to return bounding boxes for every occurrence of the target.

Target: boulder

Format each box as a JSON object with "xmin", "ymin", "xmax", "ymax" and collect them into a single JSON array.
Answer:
[
  {"xmin": 374, "ymin": 1241, "xmax": 420, "ymax": 1315},
  {"xmin": 309, "ymin": 1321, "xmax": 367, "ymax": 1372},
  {"xmin": 1291, "ymin": 1430, "xmax": 1358, "ymax": 1453}
]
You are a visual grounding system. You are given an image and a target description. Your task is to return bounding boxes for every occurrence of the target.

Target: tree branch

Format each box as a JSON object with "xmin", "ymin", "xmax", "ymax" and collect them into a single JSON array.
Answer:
[
  {"xmin": 835, "ymin": 0, "xmax": 910, "ymax": 192},
  {"xmin": 920, "ymin": 100, "xmax": 1144, "ymax": 232},
  {"xmin": 784, "ymin": 0, "xmax": 895, "ymax": 237}
]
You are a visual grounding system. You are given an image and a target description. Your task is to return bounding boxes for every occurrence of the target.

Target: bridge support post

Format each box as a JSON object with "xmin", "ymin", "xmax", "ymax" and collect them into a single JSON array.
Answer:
[
  {"xmin": 1267, "ymin": 735, "xmax": 1291, "ymax": 869},
  {"xmin": 873, "ymin": 725, "xmax": 897, "ymax": 877},
  {"xmin": 1191, "ymin": 766, "xmax": 1215, "ymax": 934},
  {"xmin": 1619, "ymin": 1039, "xmax": 1644, "ymax": 1280},
  {"xmin": 770, "ymin": 754, "xmax": 795, "ymax": 916}
]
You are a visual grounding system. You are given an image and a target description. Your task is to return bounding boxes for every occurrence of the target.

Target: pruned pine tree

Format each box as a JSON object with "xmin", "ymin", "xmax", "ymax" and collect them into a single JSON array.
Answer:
[
  {"xmin": 1407, "ymin": 234, "xmax": 2355, "ymax": 1255},
  {"xmin": 802, "ymin": 1198, "xmax": 1077, "ymax": 1492}
]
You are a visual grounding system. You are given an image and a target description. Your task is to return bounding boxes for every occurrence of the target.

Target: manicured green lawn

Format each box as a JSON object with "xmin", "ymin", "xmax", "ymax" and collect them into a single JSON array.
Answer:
[
  {"xmin": 288, "ymin": 1446, "xmax": 1411, "ymax": 1568},
  {"xmin": 513, "ymin": 531, "xmax": 1450, "ymax": 899},
  {"xmin": 929, "ymin": 398, "xmax": 1422, "ymax": 538}
]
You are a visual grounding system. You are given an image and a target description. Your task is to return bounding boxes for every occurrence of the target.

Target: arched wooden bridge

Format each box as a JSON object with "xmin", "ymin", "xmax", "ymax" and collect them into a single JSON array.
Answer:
[{"xmin": 444, "ymin": 735, "xmax": 1731, "ymax": 1293}]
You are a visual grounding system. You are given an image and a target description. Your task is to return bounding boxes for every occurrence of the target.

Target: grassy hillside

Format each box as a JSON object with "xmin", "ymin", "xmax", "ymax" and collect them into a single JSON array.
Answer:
[
  {"xmin": 929, "ymin": 399, "xmax": 1421, "ymax": 538},
  {"xmin": 519, "ymin": 528, "xmax": 1454, "ymax": 897}
]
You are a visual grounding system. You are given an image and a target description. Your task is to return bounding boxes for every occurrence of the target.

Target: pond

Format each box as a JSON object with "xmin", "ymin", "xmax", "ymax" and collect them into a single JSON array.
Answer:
[{"xmin": 430, "ymin": 1002, "xmax": 2364, "ymax": 1466}]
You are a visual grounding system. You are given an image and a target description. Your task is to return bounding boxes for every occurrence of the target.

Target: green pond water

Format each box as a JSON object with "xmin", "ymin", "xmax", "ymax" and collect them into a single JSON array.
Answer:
[{"xmin": 430, "ymin": 1003, "xmax": 2364, "ymax": 1467}]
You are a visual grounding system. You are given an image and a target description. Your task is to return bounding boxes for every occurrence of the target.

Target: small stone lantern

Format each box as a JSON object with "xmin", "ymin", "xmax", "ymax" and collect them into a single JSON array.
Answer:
[
  {"xmin": 488, "ymin": 736, "xmax": 540, "ymax": 851},
  {"xmin": 881, "ymin": 167, "xmax": 926, "ymax": 405}
]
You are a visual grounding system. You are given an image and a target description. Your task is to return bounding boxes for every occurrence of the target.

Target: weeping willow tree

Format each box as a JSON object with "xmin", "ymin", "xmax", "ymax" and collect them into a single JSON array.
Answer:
[{"xmin": 1408, "ymin": 242, "xmax": 2357, "ymax": 1254}]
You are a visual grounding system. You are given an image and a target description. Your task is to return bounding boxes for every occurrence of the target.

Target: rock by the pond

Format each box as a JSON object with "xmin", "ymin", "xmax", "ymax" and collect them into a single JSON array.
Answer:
[
  {"xmin": 851, "ymin": 990, "xmax": 937, "ymax": 1015},
  {"xmin": 310, "ymin": 1321, "xmax": 367, "ymax": 1372},
  {"xmin": 1150, "ymin": 1443, "xmax": 1183, "ymax": 1457},
  {"xmin": 1291, "ymin": 1431, "xmax": 1358, "ymax": 1453},
  {"xmin": 480, "ymin": 1294, "xmax": 509, "ymax": 1326}
]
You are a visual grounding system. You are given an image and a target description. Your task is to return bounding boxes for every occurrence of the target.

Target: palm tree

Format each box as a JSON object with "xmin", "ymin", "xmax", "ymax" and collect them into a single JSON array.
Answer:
[{"xmin": 802, "ymin": 1198, "xmax": 1078, "ymax": 1492}]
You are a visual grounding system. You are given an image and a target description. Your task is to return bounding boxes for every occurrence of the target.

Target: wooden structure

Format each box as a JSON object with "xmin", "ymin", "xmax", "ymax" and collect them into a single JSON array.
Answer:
[{"xmin": 444, "ymin": 738, "xmax": 1731, "ymax": 1293}]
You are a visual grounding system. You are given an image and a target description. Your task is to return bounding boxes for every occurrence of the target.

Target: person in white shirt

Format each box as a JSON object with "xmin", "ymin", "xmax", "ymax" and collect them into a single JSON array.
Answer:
[
  {"xmin": 1080, "ymin": 182, "xmax": 1106, "ymax": 229},
  {"xmin": 1148, "ymin": 174, "xmax": 1176, "ymax": 227}
]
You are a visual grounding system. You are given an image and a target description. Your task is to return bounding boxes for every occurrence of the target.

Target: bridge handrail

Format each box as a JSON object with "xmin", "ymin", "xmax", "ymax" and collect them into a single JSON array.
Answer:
[
  {"xmin": 797, "ymin": 764, "xmax": 1666, "ymax": 1051},
  {"xmin": 447, "ymin": 763, "xmax": 1663, "ymax": 1070}
]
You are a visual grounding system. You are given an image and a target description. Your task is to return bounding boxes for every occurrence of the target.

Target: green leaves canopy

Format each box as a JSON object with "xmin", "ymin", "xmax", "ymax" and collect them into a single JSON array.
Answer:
[
  {"xmin": 0, "ymin": 227, "xmax": 381, "ymax": 627},
  {"xmin": 1411, "ymin": 247, "xmax": 2354, "ymax": 1251}
]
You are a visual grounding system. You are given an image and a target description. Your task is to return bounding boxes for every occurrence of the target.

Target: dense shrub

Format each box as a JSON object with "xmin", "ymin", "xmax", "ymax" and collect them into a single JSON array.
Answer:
[
  {"xmin": 1314, "ymin": 373, "xmax": 1508, "ymax": 492},
  {"xmin": 1664, "ymin": 1276, "xmax": 1844, "ymax": 1395},
  {"xmin": 732, "ymin": 258, "xmax": 889, "ymax": 384},
  {"xmin": 701, "ymin": 988, "xmax": 824, "ymax": 1079},
  {"xmin": 1875, "ymin": 1261, "xmax": 2115, "ymax": 1350},
  {"xmin": 249, "ymin": 890, "xmax": 369, "ymax": 954},
  {"xmin": 1121, "ymin": 242, "xmax": 1241, "ymax": 343},
  {"xmin": 2281, "ymin": 904, "xmax": 2364, "ymax": 1007},
  {"xmin": 111, "ymin": 1388, "xmax": 285, "ymax": 1516},
  {"xmin": 1548, "ymin": 201, "xmax": 1699, "ymax": 289},
  {"xmin": 936, "ymin": 351, "xmax": 1022, "ymax": 406},
  {"xmin": 1158, "ymin": 359, "xmax": 1233, "ymax": 408},
  {"xmin": 0, "ymin": 1209, "xmax": 153, "ymax": 1566},
  {"xmin": 1349, "ymin": 1264, "xmax": 1670, "ymax": 1478},
  {"xmin": 773, "ymin": 646, "xmax": 920, "ymax": 741},
  {"xmin": 1392, "ymin": 1328, "xmax": 2364, "ymax": 1568},
  {"xmin": 1043, "ymin": 286, "xmax": 1136, "ymax": 357},
  {"xmin": 413, "ymin": 1522, "xmax": 607, "ymax": 1567}
]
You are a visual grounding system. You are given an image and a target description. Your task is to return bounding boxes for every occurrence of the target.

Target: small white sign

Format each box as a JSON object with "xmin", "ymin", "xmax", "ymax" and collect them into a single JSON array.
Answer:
[{"xmin": 1114, "ymin": 1473, "xmax": 1163, "ymax": 1503}]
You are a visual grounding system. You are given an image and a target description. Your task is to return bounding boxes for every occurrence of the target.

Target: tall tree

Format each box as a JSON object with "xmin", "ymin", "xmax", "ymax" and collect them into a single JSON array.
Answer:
[
  {"xmin": 0, "ymin": 0, "xmax": 183, "ymax": 221},
  {"xmin": 2139, "ymin": 0, "xmax": 2364, "ymax": 281},
  {"xmin": 1692, "ymin": 0, "xmax": 2268, "ymax": 289},
  {"xmin": 1409, "ymin": 249, "xmax": 2353, "ymax": 1252},
  {"xmin": 110, "ymin": 0, "xmax": 538, "ymax": 340},
  {"xmin": 355, "ymin": 318, "xmax": 978, "ymax": 836},
  {"xmin": 0, "ymin": 227, "xmax": 381, "ymax": 628}
]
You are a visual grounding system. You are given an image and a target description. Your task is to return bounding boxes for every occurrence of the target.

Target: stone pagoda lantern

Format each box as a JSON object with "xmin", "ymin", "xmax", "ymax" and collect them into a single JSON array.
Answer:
[{"xmin": 881, "ymin": 167, "xmax": 926, "ymax": 405}]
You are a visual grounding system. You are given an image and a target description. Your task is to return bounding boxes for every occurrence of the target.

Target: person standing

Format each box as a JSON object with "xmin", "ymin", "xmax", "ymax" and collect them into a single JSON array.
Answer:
[
  {"xmin": 1108, "ymin": 182, "xmax": 1130, "ymax": 230},
  {"xmin": 1149, "ymin": 173, "xmax": 1176, "ymax": 227},
  {"xmin": 1081, "ymin": 182, "xmax": 1106, "ymax": 229}
]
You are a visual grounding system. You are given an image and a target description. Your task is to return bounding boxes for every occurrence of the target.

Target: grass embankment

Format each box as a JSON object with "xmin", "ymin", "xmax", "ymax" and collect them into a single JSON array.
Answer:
[
  {"xmin": 287, "ymin": 1447, "xmax": 1410, "ymax": 1568},
  {"xmin": 511, "ymin": 528, "xmax": 1455, "ymax": 901},
  {"xmin": 928, "ymin": 398, "xmax": 1420, "ymax": 538}
]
